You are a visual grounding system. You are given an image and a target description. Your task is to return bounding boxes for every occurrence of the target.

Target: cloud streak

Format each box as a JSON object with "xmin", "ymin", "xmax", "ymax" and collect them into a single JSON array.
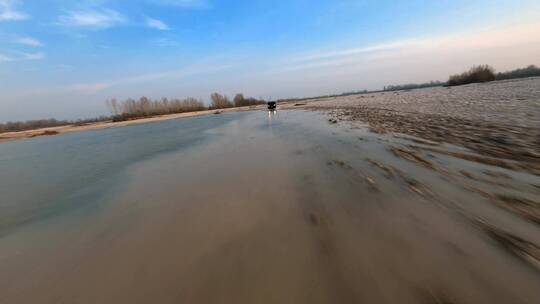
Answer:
[
  {"xmin": 290, "ymin": 39, "xmax": 427, "ymax": 64},
  {"xmin": 57, "ymin": 9, "xmax": 126, "ymax": 30},
  {"xmin": 277, "ymin": 22, "xmax": 540, "ymax": 74},
  {"xmin": 66, "ymin": 62, "xmax": 235, "ymax": 94},
  {"xmin": 0, "ymin": 51, "xmax": 44, "ymax": 62},
  {"xmin": 145, "ymin": 17, "xmax": 169, "ymax": 30},
  {"xmin": 16, "ymin": 36, "xmax": 43, "ymax": 47}
]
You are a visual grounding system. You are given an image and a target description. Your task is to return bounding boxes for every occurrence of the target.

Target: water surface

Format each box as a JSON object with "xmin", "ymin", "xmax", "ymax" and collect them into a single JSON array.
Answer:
[{"xmin": 1, "ymin": 110, "xmax": 539, "ymax": 304}]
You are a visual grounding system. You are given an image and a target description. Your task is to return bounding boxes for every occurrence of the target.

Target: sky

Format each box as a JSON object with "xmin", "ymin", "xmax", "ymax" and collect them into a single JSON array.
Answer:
[{"xmin": 1, "ymin": 0, "xmax": 539, "ymax": 121}]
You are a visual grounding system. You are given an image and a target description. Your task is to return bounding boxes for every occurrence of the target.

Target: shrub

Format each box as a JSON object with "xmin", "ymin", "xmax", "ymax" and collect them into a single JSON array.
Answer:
[{"xmin": 448, "ymin": 65, "xmax": 496, "ymax": 86}]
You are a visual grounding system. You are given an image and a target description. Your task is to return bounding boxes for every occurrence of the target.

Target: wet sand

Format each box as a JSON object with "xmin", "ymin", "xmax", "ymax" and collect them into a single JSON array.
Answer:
[
  {"xmin": 1, "ymin": 107, "xmax": 540, "ymax": 303},
  {"xmin": 305, "ymin": 77, "xmax": 540, "ymax": 175}
]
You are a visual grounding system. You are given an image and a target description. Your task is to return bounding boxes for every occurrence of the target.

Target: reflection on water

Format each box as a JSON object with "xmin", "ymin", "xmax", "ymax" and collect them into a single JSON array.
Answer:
[
  {"xmin": 0, "ymin": 113, "xmax": 240, "ymax": 236},
  {"xmin": 267, "ymin": 109, "xmax": 277, "ymax": 119}
]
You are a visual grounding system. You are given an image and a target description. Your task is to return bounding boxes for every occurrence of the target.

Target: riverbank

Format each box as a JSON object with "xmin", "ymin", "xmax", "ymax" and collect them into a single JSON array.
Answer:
[
  {"xmin": 0, "ymin": 104, "xmax": 268, "ymax": 143},
  {"xmin": 306, "ymin": 77, "xmax": 540, "ymax": 176}
]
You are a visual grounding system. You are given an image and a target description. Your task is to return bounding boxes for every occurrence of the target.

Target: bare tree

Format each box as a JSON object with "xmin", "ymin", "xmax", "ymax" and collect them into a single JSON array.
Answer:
[
  {"xmin": 105, "ymin": 98, "xmax": 120, "ymax": 116},
  {"xmin": 210, "ymin": 93, "xmax": 233, "ymax": 109},
  {"xmin": 233, "ymin": 93, "xmax": 245, "ymax": 107},
  {"xmin": 104, "ymin": 96, "xmax": 207, "ymax": 121}
]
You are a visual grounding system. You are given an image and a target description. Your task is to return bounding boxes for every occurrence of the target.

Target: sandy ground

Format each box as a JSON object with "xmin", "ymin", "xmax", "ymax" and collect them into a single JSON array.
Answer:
[
  {"xmin": 305, "ymin": 78, "xmax": 540, "ymax": 175},
  {"xmin": 0, "ymin": 104, "xmax": 267, "ymax": 143}
]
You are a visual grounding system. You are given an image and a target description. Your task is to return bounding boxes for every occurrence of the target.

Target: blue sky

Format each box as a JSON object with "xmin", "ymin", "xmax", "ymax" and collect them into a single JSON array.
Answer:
[{"xmin": 1, "ymin": 0, "xmax": 539, "ymax": 121}]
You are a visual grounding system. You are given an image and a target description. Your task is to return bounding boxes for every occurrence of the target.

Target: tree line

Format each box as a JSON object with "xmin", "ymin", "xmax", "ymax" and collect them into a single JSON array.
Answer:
[
  {"xmin": 383, "ymin": 81, "xmax": 444, "ymax": 92},
  {"xmin": 107, "ymin": 93, "xmax": 266, "ymax": 122},
  {"xmin": 1, "ymin": 93, "xmax": 266, "ymax": 133},
  {"xmin": 495, "ymin": 65, "xmax": 540, "ymax": 81},
  {"xmin": 280, "ymin": 64, "xmax": 540, "ymax": 103},
  {"xmin": 447, "ymin": 64, "xmax": 540, "ymax": 86},
  {"xmin": 382, "ymin": 64, "xmax": 540, "ymax": 89},
  {"xmin": 209, "ymin": 93, "xmax": 266, "ymax": 109},
  {"xmin": 106, "ymin": 97, "xmax": 207, "ymax": 121},
  {"xmin": 0, "ymin": 118, "xmax": 71, "ymax": 133},
  {"xmin": 0, "ymin": 116, "xmax": 115, "ymax": 134}
]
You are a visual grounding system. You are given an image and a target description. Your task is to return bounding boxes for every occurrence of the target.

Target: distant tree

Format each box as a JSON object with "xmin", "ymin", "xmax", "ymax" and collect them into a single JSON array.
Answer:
[
  {"xmin": 496, "ymin": 65, "xmax": 540, "ymax": 80},
  {"xmin": 210, "ymin": 93, "xmax": 233, "ymax": 109},
  {"xmin": 383, "ymin": 81, "xmax": 444, "ymax": 92},
  {"xmin": 448, "ymin": 65, "xmax": 496, "ymax": 86},
  {"xmin": 104, "ymin": 96, "xmax": 206, "ymax": 122},
  {"xmin": 106, "ymin": 98, "xmax": 120, "ymax": 116},
  {"xmin": 0, "ymin": 118, "xmax": 72, "ymax": 133},
  {"xmin": 233, "ymin": 93, "xmax": 246, "ymax": 107},
  {"xmin": 138, "ymin": 96, "xmax": 152, "ymax": 114}
]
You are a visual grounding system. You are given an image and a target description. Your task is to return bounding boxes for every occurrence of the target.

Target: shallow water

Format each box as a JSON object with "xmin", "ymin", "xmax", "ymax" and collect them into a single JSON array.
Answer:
[
  {"xmin": 0, "ymin": 113, "xmax": 239, "ymax": 235},
  {"xmin": 1, "ymin": 110, "xmax": 539, "ymax": 303}
]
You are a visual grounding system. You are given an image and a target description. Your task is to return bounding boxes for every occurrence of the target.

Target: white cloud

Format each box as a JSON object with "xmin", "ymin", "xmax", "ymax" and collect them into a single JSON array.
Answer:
[
  {"xmin": 16, "ymin": 36, "xmax": 43, "ymax": 47},
  {"xmin": 145, "ymin": 17, "xmax": 169, "ymax": 30},
  {"xmin": 57, "ymin": 9, "xmax": 126, "ymax": 30},
  {"xmin": 0, "ymin": 0, "xmax": 29, "ymax": 21},
  {"xmin": 0, "ymin": 51, "xmax": 44, "ymax": 63}
]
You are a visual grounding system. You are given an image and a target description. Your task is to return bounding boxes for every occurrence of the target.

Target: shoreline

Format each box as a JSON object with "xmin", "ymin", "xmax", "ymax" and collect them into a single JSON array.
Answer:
[
  {"xmin": 2, "ymin": 77, "xmax": 539, "ymax": 144},
  {"xmin": 0, "ymin": 104, "xmax": 271, "ymax": 143}
]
